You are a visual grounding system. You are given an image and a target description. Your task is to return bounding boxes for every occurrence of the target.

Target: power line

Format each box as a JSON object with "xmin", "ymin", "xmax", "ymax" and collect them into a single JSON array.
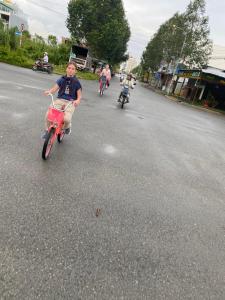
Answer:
[{"xmin": 24, "ymin": 0, "xmax": 66, "ymax": 16}]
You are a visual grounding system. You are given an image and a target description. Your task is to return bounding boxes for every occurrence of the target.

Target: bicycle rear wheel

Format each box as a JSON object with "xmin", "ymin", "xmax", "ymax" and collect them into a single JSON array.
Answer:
[{"xmin": 42, "ymin": 127, "xmax": 56, "ymax": 160}]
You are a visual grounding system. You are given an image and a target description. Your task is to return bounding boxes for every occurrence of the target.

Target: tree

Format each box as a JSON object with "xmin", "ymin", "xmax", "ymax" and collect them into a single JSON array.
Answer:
[
  {"xmin": 34, "ymin": 34, "xmax": 45, "ymax": 44},
  {"xmin": 141, "ymin": 12, "xmax": 186, "ymax": 73},
  {"xmin": 8, "ymin": 27, "xmax": 19, "ymax": 50},
  {"xmin": 48, "ymin": 35, "xmax": 57, "ymax": 47},
  {"xmin": 67, "ymin": 0, "xmax": 130, "ymax": 65},
  {"xmin": 141, "ymin": 0, "xmax": 212, "ymax": 73},
  {"xmin": 0, "ymin": 19, "xmax": 9, "ymax": 46},
  {"xmin": 182, "ymin": 0, "xmax": 212, "ymax": 67}
]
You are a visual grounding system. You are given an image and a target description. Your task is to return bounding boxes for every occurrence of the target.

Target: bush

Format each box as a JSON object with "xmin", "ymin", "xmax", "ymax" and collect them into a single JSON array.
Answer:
[
  {"xmin": 0, "ymin": 47, "xmax": 33, "ymax": 68},
  {"xmin": 0, "ymin": 25, "xmax": 97, "ymax": 79}
]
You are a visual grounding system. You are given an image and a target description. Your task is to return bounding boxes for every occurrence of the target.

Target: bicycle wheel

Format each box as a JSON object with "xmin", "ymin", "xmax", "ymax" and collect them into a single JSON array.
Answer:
[
  {"xmin": 99, "ymin": 82, "xmax": 103, "ymax": 96},
  {"xmin": 57, "ymin": 130, "xmax": 65, "ymax": 143},
  {"xmin": 121, "ymin": 96, "xmax": 125, "ymax": 109},
  {"xmin": 42, "ymin": 127, "xmax": 56, "ymax": 160}
]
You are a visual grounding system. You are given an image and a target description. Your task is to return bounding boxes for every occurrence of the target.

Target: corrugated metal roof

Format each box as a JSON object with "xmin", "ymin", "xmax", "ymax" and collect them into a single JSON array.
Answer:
[{"xmin": 202, "ymin": 67, "xmax": 225, "ymax": 79}]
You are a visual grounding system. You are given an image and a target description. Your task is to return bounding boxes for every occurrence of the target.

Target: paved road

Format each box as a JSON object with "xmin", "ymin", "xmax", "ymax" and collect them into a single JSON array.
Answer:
[{"xmin": 1, "ymin": 62, "xmax": 225, "ymax": 299}]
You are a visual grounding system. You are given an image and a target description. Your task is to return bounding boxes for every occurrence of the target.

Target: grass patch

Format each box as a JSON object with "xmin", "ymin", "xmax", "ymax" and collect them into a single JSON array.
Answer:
[
  {"xmin": 54, "ymin": 64, "xmax": 99, "ymax": 80},
  {"xmin": 0, "ymin": 48, "xmax": 98, "ymax": 80}
]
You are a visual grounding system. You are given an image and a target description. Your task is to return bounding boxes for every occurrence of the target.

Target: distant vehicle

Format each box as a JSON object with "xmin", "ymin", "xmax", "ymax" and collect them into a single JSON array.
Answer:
[
  {"xmin": 69, "ymin": 45, "xmax": 92, "ymax": 71},
  {"xmin": 32, "ymin": 59, "xmax": 53, "ymax": 74}
]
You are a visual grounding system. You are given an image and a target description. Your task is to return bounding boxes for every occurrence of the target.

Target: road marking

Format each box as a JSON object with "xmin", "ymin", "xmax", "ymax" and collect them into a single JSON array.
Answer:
[
  {"xmin": 125, "ymin": 112, "xmax": 138, "ymax": 120},
  {"xmin": 107, "ymin": 104, "xmax": 146, "ymax": 119},
  {"xmin": 0, "ymin": 95, "xmax": 11, "ymax": 99},
  {"xmin": 103, "ymin": 144, "xmax": 118, "ymax": 155},
  {"xmin": 18, "ymin": 83, "xmax": 43, "ymax": 90},
  {"xmin": 0, "ymin": 79, "xmax": 43, "ymax": 90},
  {"xmin": 16, "ymin": 86, "xmax": 23, "ymax": 90},
  {"xmin": 12, "ymin": 112, "xmax": 25, "ymax": 119}
]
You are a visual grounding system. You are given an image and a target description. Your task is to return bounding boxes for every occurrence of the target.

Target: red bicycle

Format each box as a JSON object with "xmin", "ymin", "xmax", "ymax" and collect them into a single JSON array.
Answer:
[
  {"xmin": 99, "ymin": 75, "xmax": 107, "ymax": 96},
  {"xmin": 42, "ymin": 94, "xmax": 73, "ymax": 160}
]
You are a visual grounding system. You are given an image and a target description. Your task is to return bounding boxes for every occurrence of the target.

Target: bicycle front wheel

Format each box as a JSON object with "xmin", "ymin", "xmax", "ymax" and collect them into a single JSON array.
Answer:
[
  {"xmin": 57, "ymin": 130, "xmax": 65, "ymax": 143},
  {"xmin": 42, "ymin": 127, "xmax": 56, "ymax": 160}
]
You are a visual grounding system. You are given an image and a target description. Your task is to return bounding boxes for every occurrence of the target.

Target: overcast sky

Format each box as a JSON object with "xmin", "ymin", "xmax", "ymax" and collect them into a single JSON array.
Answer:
[{"xmin": 15, "ymin": 0, "xmax": 225, "ymax": 61}]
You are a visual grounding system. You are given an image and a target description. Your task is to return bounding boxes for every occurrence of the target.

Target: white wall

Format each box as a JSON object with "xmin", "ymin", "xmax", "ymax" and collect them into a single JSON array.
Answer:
[{"xmin": 209, "ymin": 45, "xmax": 225, "ymax": 70}]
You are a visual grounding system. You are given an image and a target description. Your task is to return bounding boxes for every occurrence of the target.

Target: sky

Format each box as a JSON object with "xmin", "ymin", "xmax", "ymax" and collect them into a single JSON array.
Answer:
[{"xmin": 14, "ymin": 0, "xmax": 225, "ymax": 61}]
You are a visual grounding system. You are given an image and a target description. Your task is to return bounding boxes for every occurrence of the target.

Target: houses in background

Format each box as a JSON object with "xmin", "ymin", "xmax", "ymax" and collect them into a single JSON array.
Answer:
[
  {"xmin": 147, "ymin": 44, "xmax": 225, "ymax": 111},
  {"xmin": 0, "ymin": 0, "xmax": 28, "ymax": 31},
  {"xmin": 120, "ymin": 55, "xmax": 138, "ymax": 74}
]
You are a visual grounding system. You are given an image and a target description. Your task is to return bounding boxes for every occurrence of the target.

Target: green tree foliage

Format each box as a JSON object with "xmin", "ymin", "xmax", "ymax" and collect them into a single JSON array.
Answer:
[
  {"xmin": 183, "ymin": 0, "xmax": 212, "ymax": 67},
  {"xmin": 67, "ymin": 0, "xmax": 130, "ymax": 65},
  {"xmin": 48, "ymin": 35, "xmax": 57, "ymax": 47},
  {"xmin": 141, "ymin": 0, "xmax": 212, "ymax": 73},
  {"xmin": 8, "ymin": 27, "xmax": 19, "ymax": 50},
  {"xmin": 0, "ymin": 23, "xmax": 71, "ymax": 67},
  {"xmin": 0, "ymin": 20, "xmax": 9, "ymax": 46}
]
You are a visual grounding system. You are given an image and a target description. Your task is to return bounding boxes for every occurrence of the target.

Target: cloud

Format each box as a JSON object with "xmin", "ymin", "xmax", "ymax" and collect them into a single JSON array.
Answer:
[{"xmin": 15, "ymin": 0, "xmax": 69, "ymax": 39}]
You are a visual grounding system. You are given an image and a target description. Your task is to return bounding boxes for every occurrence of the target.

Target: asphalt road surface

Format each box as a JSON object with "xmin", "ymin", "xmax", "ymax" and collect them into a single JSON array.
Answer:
[{"xmin": 1, "ymin": 63, "xmax": 225, "ymax": 299}]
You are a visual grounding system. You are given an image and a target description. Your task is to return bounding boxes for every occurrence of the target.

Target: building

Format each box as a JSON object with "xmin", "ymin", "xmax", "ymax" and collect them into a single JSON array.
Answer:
[
  {"xmin": 61, "ymin": 37, "xmax": 70, "ymax": 44},
  {"xmin": 121, "ymin": 56, "xmax": 138, "ymax": 74},
  {"xmin": 172, "ymin": 67, "xmax": 225, "ymax": 110},
  {"xmin": 0, "ymin": 0, "xmax": 28, "ymax": 31},
  {"xmin": 0, "ymin": 0, "xmax": 13, "ymax": 28},
  {"xmin": 209, "ymin": 45, "xmax": 225, "ymax": 70}
]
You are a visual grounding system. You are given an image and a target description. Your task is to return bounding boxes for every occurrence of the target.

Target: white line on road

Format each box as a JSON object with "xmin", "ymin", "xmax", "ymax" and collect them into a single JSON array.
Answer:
[
  {"xmin": 12, "ymin": 112, "xmax": 25, "ymax": 119},
  {"xmin": 0, "ymin": 95, "xmax": 11, "ymax": 99},
  {"xmin": 107, "ymin": 104, "xmax": 146, "ymax": 119},
  {"xmin": 16, "ymin": 86, "xmax": 23, "ymax": 90},
  {"xmin": 0, "ymin": 79, "xmax": 44, "ymax": 90},
  {"xmin": 103, "ymin": 144, "xmax": 118, "ymax": 155}
]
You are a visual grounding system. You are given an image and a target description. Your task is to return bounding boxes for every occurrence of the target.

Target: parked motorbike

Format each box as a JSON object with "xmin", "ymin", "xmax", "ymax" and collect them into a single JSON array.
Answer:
[{"xmin": 32, "ymin": 59, "xmax": 53, "ymax": 74}]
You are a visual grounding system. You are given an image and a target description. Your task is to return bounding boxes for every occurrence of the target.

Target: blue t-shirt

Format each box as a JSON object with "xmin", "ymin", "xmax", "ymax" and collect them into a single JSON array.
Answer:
[{"xmin": 56, "ymin": 76, "xmax": 82, "ymax": 101}]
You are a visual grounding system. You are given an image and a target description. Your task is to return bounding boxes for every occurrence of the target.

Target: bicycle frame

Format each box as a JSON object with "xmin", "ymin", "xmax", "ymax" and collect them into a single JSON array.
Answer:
[
  {"xmin": 99, "ymin": 76, "xmax": 107, "ymax": 95},
  {"xmin": 42, "ymin": 94, "xmax": 73, "ymax": 159},
  {"xmin": 47, "ymin": 93, "xmax": 72, "ymax": 133}
]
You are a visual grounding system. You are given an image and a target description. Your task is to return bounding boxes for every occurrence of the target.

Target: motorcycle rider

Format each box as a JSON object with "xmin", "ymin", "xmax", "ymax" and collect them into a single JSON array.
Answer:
[
  {"xmin": 43, "ymin": 52, "xmax": 49, "ymax": 63},
  {"xmin": 42, "ymin": 62, "xmax": 82, "ymax": 139},
  {"xmin": 118, "ymin": 73, "xmax": 134, "ymax": 103}
]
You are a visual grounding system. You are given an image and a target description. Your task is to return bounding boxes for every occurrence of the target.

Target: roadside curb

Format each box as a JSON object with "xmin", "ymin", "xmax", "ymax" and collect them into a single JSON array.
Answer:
[
  {"xmin": 142, "ymin": 83, "xmax": 224, "ymax": 117},
  {"xmin": 165, "ymin": 95, "xmax": 223, "ymax": 116}
]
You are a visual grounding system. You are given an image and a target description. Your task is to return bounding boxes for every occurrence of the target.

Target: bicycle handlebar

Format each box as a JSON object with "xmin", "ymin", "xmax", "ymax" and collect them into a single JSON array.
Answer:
[{"xmin": 47, "ymin": 93, "xmax": 73, "ymax": 112}]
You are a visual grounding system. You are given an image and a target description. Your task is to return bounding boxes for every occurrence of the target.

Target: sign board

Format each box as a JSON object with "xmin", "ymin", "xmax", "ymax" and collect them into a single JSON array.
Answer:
[
  {"xmin": 15, "ymin": 32, "xmax": 22, "ymax": 36},
  {"xmin": 178, "ymin": 70, "xmax": 201, "ymax": 79}
]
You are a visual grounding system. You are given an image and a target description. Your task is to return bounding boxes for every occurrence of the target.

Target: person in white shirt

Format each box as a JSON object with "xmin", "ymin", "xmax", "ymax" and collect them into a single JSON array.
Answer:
[
  {"xmin": 43, "ymin": 52, "xmax": 49, "ymax": 63},
  {"xmin": 118, "ymin": 74, "xmax": 134, "ymax": 103}
]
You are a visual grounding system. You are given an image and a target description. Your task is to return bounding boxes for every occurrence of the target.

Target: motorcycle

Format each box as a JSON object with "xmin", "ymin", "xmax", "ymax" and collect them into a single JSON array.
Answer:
[
  {"xmin": 32, "ymin": 59, "xmax": 53, "ymax": 74},
  {"xmin": 118, "ymin": 85, "xmax": 130, "ymax": 109}
]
